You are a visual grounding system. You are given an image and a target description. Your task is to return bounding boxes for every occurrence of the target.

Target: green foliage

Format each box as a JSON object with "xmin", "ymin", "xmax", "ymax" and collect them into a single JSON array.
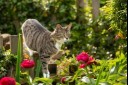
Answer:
[
  {"xmin": 0, "ymin": 0, "xmax": 127, "ymax": 59},
  {"xmin": 56, "ymin": 55, "xmax": 79, "ymax": 76},
  {"xmin": 0, "ymin": 49, "xmax": 16, "ymax": 78},
  {"xmin": 111, "ymin": 0, "xmax": 127, "ymax": 31},
  {"xmin": 20, "ymin": 72, "xmax": 53, "ymax": 85},
  {"xmin": 0, "ymin": 0, "xmax": 44, "ymax": 34},
  {"xmin": 56, "ymin": 51, "xmax": 127, "ymax": 85}
]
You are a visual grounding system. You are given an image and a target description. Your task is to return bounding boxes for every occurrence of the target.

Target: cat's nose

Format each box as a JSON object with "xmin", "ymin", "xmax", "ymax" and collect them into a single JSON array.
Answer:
[{"xmin": 64, "ymin": 38, "xmax": 67, "ymax": 41}]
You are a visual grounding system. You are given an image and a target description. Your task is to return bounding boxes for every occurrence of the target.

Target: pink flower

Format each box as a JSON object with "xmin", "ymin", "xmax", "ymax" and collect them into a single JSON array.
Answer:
[
  {"xmin": 115, "ymin": 35, "xmax": 119, "ymax": 40},
  {"xmin": 76, "ymin": 52, "xmax": 89, "ymax": 63},
  {"xmin": 86, "ymin": 56, "xmax": 95, "ymax": 65},
  {"xmin": 0, "ymin": 77, "xmax": 16, "ymax": 85},
  {"xmin": 79, "ymin": 64, "xmax": 86, "ymax": 68},
  {"xmin": 21, "ymin": 59, "xmax": 35, "ymax": 68},
  {"xmin": 77, "ymin": 52, "xmax": 97, "ymax": 68},
  {"xmin": 61, "ymin": 77, "xmax": 66, "ymax": 84},
  {"xmin": 115, "ymin": 32, "xmax": 124, "ymax": 40}
]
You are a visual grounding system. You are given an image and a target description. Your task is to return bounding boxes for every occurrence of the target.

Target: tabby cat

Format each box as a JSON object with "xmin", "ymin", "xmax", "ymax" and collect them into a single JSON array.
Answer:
[{"xmin": 21, "ymin": 19, "xmax": 72, "ymax": 77}]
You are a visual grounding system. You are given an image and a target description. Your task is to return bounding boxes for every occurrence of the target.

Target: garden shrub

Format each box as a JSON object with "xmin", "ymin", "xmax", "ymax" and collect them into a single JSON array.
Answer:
[
  {"xmin": 0, "ymin": 0, "xmax": 127, "ymax": 59},
  {"xmin": 0, "ymin": 49, "xmax": 16, "ymax": 78}
]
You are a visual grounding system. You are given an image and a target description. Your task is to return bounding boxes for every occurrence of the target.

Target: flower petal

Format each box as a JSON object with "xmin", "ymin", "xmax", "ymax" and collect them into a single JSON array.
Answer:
[
  {"xmin": 0, "ymin": 77, "xmax": 16, "ymax": 85},
  {"xmin": 21, "ymin": 59, "xmax": 35, "ymax": 68}
]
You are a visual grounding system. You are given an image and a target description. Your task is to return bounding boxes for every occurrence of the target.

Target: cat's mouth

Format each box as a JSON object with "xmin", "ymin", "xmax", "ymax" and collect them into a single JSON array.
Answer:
[{"xmin": 56, "ymin": 38, "xmax": 68, "ymax": 43}]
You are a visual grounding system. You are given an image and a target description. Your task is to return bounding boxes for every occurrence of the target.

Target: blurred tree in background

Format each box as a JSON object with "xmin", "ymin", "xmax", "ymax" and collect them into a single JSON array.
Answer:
[
  {"xmin": 0, "ymin": 0, "xmax": 127, "ymax": 59},
  {"xmin": 0, "ymin": 0, "xmax": 44, "ymax": 34}
]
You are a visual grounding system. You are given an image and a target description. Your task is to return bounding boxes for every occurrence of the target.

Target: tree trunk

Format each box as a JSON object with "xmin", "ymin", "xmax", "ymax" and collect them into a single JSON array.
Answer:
[
  {"xmin": 92, "ymin": 0, "xmax": 100, "ymax": 21},
  {"xmin": 92, "ymin": 0, "xmax": 100, "ymax": 32},
  {"xmin": 76, "ymin": 0, "xmax": 86, "ymax": 24},
  {"xmin": 92, "ymin": 0, "xmax": 100, "ymax": 47}
]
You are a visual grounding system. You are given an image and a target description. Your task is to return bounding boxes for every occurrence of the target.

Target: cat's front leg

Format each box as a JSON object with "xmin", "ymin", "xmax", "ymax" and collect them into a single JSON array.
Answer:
[
  {"xmin": 49, "ymin": 50, "xmax": 65, "ymax": 63},
  {"xmin": 51, "ymin": 50, "xmax": 65, "ymax": 60},
  {"xmin": 40, "ymin": 54, "xmax": 50, "ymax": 78}
]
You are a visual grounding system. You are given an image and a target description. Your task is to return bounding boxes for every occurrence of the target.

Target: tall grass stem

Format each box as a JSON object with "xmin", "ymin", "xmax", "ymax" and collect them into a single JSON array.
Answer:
[
  {"xmin": 15, "ymin": 34, "xmax": 22, "ymax": 82},
  {"xmin": 85, "ymin": 67, "xmax": 93, "ymax": 85},
  {"xmin": 95, "ymin": 60, "xmax": 106, "ymax": 85}
]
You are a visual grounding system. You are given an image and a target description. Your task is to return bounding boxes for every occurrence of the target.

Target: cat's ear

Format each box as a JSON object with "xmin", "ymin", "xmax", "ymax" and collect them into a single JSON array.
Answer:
[
  {"xmin": 55, "ymin": 24, "xmax": 62, "ymax": 32},
  {"xmin": 56, "ymin": 24, "xmax": 62, "ymax": 29},
  {"xmin": 67, "ymin": 23, "xmax": 72, "ymax": 30}
]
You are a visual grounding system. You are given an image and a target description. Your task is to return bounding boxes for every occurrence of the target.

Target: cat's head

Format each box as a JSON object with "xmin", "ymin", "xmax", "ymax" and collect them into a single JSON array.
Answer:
[{"xmin": 51, "ymin": 23, "xmax": 72, "ymax": 42}]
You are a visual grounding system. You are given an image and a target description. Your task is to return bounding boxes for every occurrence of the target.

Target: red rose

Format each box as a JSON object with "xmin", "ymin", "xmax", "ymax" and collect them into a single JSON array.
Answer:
[
  {"xmin": 79, "ymin": 64, "xmax": 86, "ymax": 68},
  {"xmin": 21, "ymin": 59, "xmax": 35, "ymax": 68},
  {"xmin": 0, "ymin": 77, "xmax": 16, "ymax": 85},
  {"xmin": 76, "ymin": 52, "xmax": 97, "ymax": 68},
  {"xmin": 61, "ymin": 77, "xmax": 66, "ymax": 84},
  {"xmin": 76, "ymin": 52, "xmax": 89, "ymax": 63},
  {"xmin": 86, "ymin": 56, "xmax": 95, "ymax": 65}
]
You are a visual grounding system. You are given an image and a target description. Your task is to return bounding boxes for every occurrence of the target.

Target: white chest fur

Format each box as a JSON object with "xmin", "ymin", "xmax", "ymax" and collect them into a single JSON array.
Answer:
[
  {"xmin": 55, "ymin": 42, "xmax": 62, "ymax": 50},
  {"xmin": 55, "ymin": 39, "xmax": 65, "ymax": 50}
]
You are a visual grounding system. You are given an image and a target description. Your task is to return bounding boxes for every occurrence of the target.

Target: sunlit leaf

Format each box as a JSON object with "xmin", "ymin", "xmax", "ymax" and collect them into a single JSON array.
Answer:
[{"xmin": 33, "ymin": 77, "xmax": 53, "ymax": 84}]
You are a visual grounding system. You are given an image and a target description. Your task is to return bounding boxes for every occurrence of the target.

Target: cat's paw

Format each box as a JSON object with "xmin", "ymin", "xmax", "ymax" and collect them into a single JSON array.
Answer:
[
  {"xmin": 58, "ymin": 50, "xmax": 65, "ymax": 55},
  {"xmin": 43, "ymin": 71, "xmax": 50, "ymax": 78},
  {"xmin": 49, "ymin": 60, "xmax": 55, "ymax": 64},
  {"xmin": 51, "ymin": 50, "xmax": 65, "ymax": 60}
]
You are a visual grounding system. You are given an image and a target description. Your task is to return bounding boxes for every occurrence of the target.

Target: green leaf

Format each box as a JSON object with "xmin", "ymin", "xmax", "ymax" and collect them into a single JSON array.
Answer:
[
  {"xmin": 70, "ymin": 69, "xmax": 84, "ymax": 82},
  {"xmin": 81, "ymin": 76, "xmax": 96, "ymax": 84},
  {"xmin": 16, "ymin": 82, "xmax": 21, "ymax": 85},
  {"xmin": 20, "ymin": 72, "xmax": 33, "ymax": 85},
  {"xmin": 33, "ymin": 77, "xmax": 53, "ymax": 84},
  {"xmin": 110, "ymin": 66, "xmax": 116, "ymax": 74},
  {"xmin": 35, "ymin": 59, "xmax": 41, "ymax": 77},
  {"xmin": 117, "ymin": 76, "xmax": 127, "ymax": 84},
  {"xmin": 99, "ymin": 82, "xmax": 111, "ymax": 85},
  {"xmin": 96, "ymin": 60, "xmax": 107, "ymax": 85},
  {"xmin": 108, "ymin": 74, "xmax": 118, "ymax": 80}
]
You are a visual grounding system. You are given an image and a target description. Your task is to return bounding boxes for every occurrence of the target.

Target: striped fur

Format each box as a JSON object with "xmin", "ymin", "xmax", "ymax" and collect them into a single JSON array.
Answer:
[{"xmin": 21, "ymin": 19, "xmax": 72, "ymax": 77}]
